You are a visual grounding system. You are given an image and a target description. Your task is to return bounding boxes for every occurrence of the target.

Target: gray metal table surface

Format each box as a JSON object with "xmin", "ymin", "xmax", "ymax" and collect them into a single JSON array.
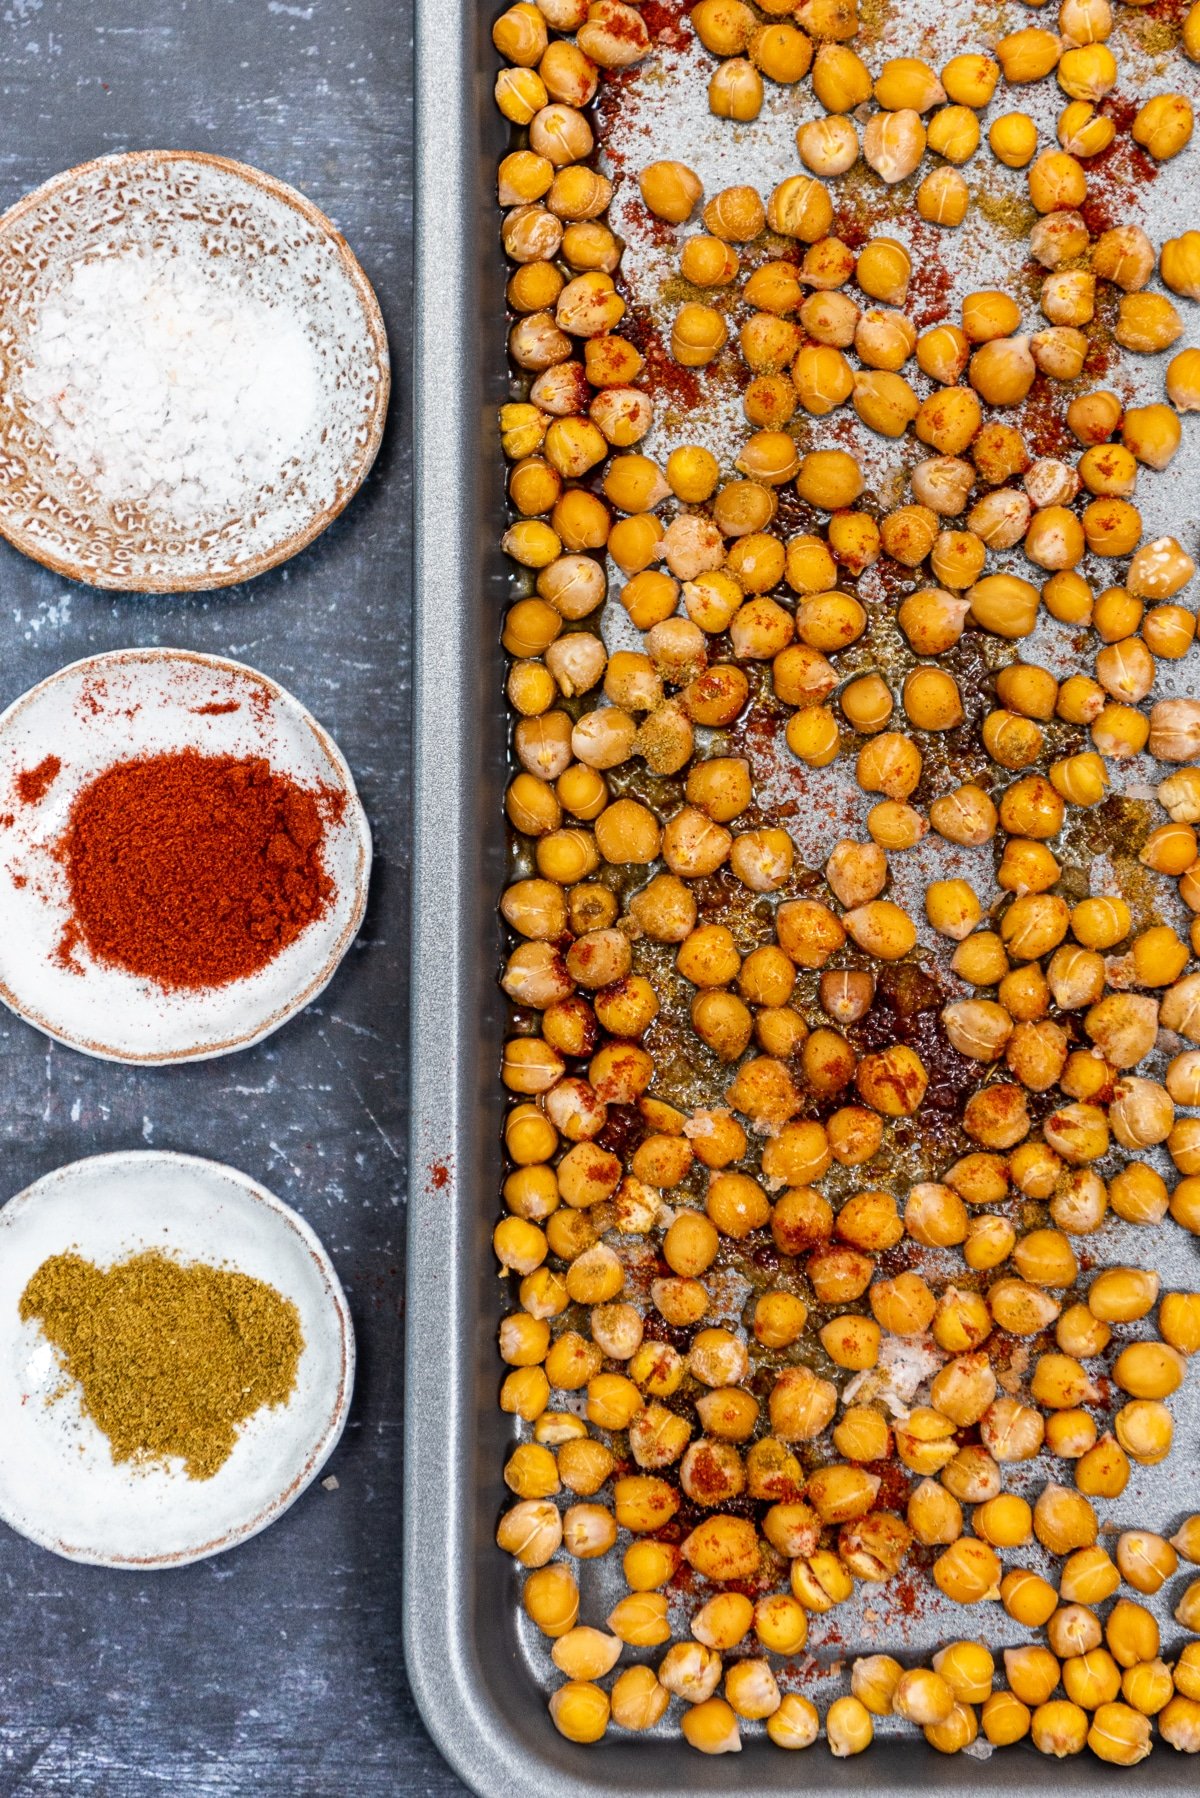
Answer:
[{"xmin": 0, "ymin": 2, "xmax": 464, "ymax": 1792}]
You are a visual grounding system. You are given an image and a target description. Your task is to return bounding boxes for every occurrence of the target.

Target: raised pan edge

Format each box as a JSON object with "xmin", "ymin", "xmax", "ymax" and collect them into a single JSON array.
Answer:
[{"xmin": 399, "ymin": 5, "xmax": 1193, "ymax": 1795}]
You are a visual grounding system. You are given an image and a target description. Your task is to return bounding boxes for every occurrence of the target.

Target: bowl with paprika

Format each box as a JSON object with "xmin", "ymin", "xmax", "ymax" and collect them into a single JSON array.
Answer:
[
  {"xmin": 0, "ymin": 1149, "xmax": 354, "ymax": 1567},
  {"xmin": 0, "ymin": 647, "xmax": 372, "ymax": 1061}
]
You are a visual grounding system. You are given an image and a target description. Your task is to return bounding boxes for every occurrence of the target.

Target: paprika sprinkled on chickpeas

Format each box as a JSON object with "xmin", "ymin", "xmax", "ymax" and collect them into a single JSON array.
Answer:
[{"xmin": 487, "ymin": 0, "xmax": 1200, "ymax": 1747}]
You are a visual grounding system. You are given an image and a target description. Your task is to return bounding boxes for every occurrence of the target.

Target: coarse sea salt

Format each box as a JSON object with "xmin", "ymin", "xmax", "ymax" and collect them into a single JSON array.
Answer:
[{"xmin": 22, "ymin": 248, "xmax": 318, "ymax": 525}]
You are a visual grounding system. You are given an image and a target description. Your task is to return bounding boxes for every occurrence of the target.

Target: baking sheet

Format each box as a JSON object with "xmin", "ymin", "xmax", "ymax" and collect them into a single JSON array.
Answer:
[{"xmin": 404, "ymin": 0, "xmax": 1200, "ymax": 1791}]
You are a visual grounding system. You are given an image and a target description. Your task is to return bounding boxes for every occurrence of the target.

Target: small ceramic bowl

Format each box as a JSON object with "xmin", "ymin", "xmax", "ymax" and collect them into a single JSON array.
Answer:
[
  {"xmin": 0, "ymin": 1151, "xmax": 354, "ymax": 1568},
  {"xmin": 0, "ymin": 647, "xmax": 372, "ymax": 1063},
  {"xmin": 0, "ymin": 149, "xmax": 389, "ymax": 591}
]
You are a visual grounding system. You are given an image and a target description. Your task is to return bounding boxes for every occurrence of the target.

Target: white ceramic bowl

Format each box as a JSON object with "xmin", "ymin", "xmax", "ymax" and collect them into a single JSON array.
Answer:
[
  {"xmin": 0, "ymin": 647, "xmax": 372, "ymax": 1063},
  {"xmin": 0, "ymin": 150, "xmax": 389, "ymax": 591},
  {"xmin": 0, "ymin": 1151, "xmax": 355, "ymax": 1568}
]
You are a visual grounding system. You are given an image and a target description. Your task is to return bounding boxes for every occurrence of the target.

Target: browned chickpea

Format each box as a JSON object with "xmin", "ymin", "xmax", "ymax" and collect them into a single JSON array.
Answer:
[
  {"xmin": 662, "ymin": 806, "xmax": 733, "ymax": 877},
  {"xmin": 671, "ymin": 302, "xmax": 728, "ymax": 367},
  {"xmin": 930, "ymin": 784, "xmax": 997, "ymax": 845}
]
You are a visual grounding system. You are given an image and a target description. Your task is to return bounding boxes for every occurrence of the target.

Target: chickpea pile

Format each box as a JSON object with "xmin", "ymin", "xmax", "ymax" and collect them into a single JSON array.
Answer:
[{"xmin": 491, "ymin": 0, "xmax": 1200, "ymax": 1763}]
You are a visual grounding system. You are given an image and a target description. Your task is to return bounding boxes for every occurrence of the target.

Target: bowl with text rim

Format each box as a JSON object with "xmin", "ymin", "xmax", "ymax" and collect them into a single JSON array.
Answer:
[{"xmin": 0, "ymin": 149, "xmax": 390, "ymax": 591}]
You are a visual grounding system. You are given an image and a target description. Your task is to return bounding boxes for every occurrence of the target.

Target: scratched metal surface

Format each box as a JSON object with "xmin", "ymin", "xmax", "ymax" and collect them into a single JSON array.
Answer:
[{"xmin": 0, "ymin": 2, "xmax": 464, "ymax": 1793}]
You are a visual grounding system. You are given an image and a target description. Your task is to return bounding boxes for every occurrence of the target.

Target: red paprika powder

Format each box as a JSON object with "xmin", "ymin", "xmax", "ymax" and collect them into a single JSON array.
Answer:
[
  {"xmin": 17, "ymin": 755, "xmax": 61, "ymax": 806},
  {"xmin": 59, "ymin": 750, "xmax": 343, "ymax": 989}
]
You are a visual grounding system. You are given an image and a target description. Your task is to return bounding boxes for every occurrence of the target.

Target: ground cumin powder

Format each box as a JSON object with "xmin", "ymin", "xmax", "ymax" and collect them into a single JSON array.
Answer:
[{"xmin": 20, "ymin": 1250, "xmax": 304, "ymax": 1480}]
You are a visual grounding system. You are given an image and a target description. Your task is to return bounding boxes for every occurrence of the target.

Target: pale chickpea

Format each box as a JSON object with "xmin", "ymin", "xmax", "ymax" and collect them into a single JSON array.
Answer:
[
  {"xmin": 1031, "ymin": 326, "xmax": 1088, "ymax": 381},
  {"xmin": 1042, "ymin": 269, "xmax": 1095, "ymax": 327},
  {"xmin": 930, "ymin": 783, "xmax": 998, "ymax": 846},
  {"xmin": 539, "ymin": 37, "xmax": 599, "ymax": 106},
  {"xmin": 1031, "ymin": 212, "xmax": 1089, "ymax": 270},
  {"xmin": 1128, "ymin": 537, "xmax": 1196, "ymax": 601},
  {"xmin": 799, "ymin": 288, "xmax": 859, "ymax": 346},
  {"xmin": 577, "ymin": 0, "xmax": 651, "ymax": 68},
  {"xmin": 797, "ymin": 115, "xmax": 860, "ymax": 176},
  {"xmin": 863, "ymin": 109, "xmax": 927, "ymax": 183},
  {"xmin": 662, "ymin": 804, "xmax": 734, "ymax": 879},
  {"xmin": 856, "ymin": 307, "xmax": 917, "ymax": 371},
  {"xmin": 970, "ymin": 487, "xmax": 1032, "ymax": 549}
]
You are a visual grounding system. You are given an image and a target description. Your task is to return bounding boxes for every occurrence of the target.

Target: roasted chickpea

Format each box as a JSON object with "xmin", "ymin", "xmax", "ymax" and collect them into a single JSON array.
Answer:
[
  {"xmin": 709, "ymin": 56, "xmax": 764, "ymax": 120},
  {"xmin": 1133, "ymin": 92, "xmax": 1194, "ymax": 161}
]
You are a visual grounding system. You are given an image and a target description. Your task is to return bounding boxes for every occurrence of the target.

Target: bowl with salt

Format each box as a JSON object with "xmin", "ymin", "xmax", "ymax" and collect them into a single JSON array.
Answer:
[{"xmin": 0, "ymin": 150, "xmax": 389, "ymax": 590}]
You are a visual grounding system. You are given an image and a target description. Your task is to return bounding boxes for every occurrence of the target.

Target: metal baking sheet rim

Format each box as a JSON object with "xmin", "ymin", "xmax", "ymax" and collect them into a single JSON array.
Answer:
[{"xmin": 402, "ymin": 3, "xmax": 1197, "ymax": 1793}]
